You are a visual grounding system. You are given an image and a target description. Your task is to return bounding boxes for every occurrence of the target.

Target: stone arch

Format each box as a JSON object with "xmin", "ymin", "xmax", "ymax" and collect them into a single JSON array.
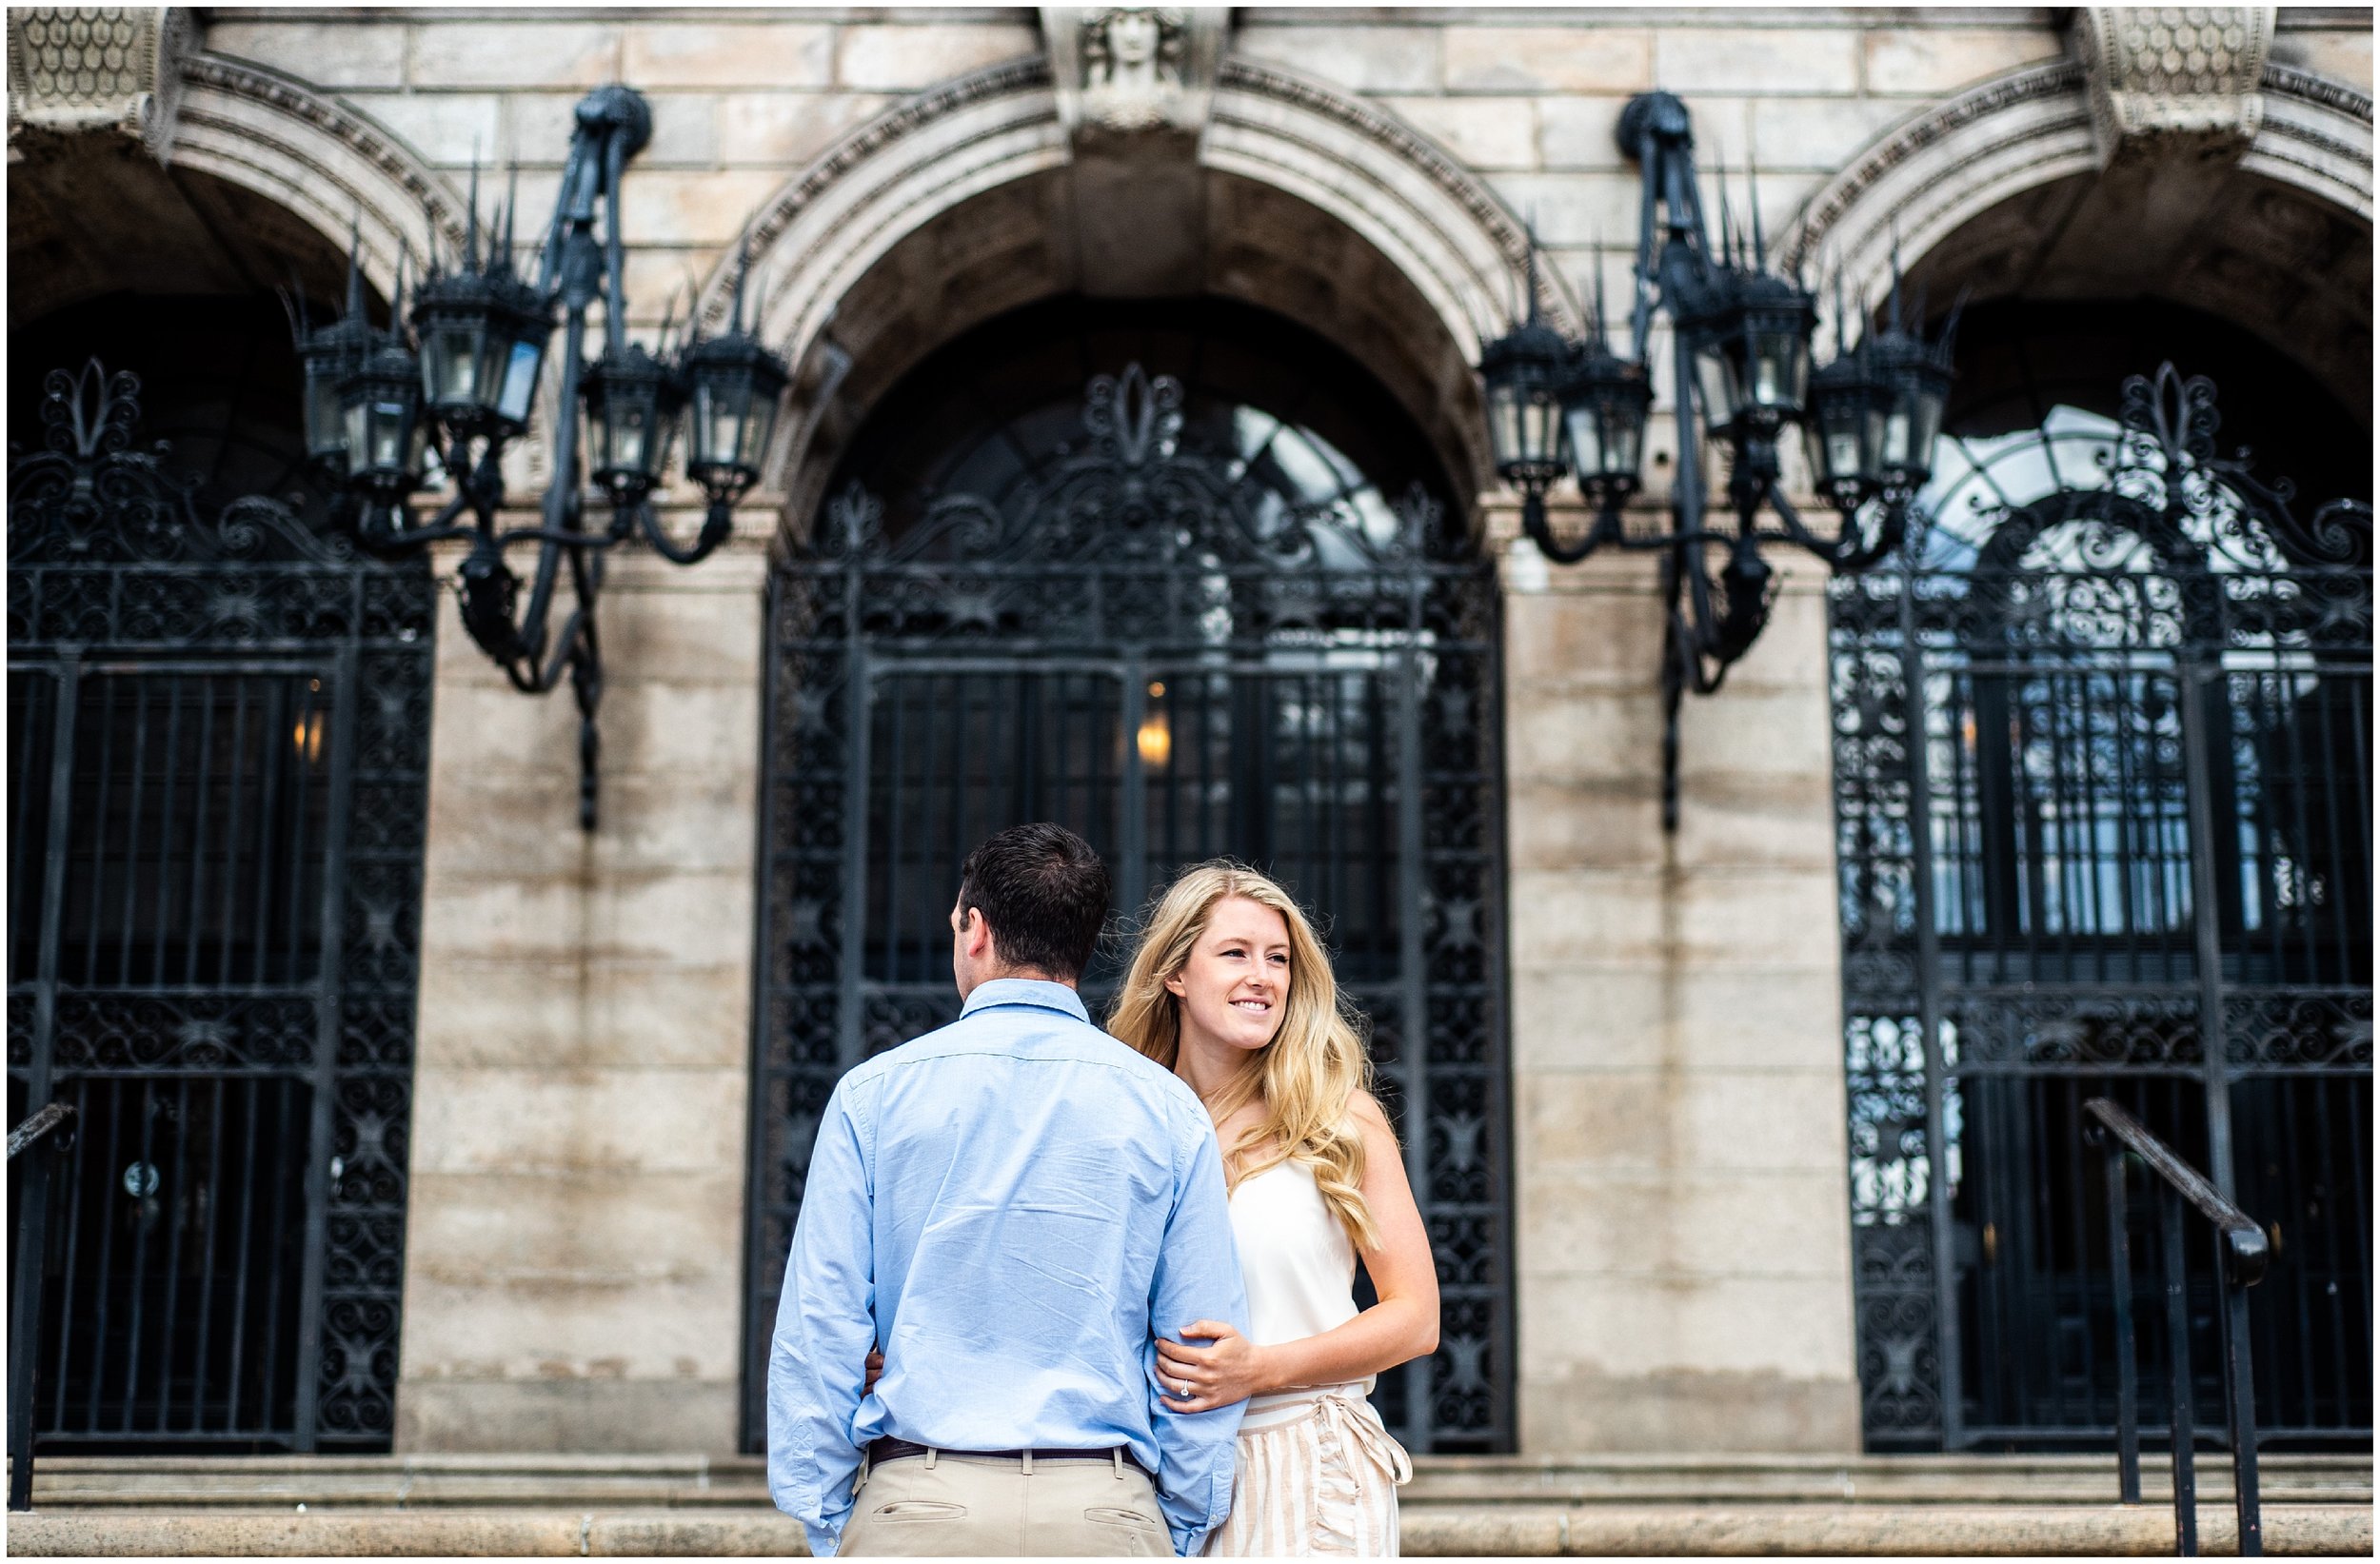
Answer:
[
  {"xmin": 691, "ymin": 52, "xmax": 1572, "ymax": 542},
  {"xmin": 1782, "ymin": 57, "xmax": 2372, "ymax": 421},
  {"xmin": 170, "ymin": 50, "xmax": 468, "ymax": 297},
  {"xmin": 1782, "ymin": 56, "xmax": 2371, "ymax": 302}
]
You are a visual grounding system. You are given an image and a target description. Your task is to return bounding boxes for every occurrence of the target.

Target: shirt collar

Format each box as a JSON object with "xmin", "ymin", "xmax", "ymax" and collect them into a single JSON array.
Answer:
[{"xmin": 961, "ymin": 977, "xmax": 1090, "ymax": 1022}]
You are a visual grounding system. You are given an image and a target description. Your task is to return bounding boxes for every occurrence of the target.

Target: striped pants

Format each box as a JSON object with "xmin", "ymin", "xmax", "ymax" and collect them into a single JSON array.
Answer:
[{"xmin": 1205, "ymin": 1392, "xmax": 1412, "ymax": 1557}]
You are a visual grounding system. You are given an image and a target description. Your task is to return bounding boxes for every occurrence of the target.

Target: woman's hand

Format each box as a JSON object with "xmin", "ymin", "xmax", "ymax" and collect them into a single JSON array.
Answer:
[
  {"xmin": 1157, "ymin": 1320, "xmax": 1269, "ymax": 1414},
  {"xmin": 863, "ymin": 1350, "xmax": 884, "ymax": 1395}
]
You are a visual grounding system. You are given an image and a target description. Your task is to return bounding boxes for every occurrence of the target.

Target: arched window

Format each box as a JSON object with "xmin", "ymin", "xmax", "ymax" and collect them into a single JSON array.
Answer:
[
  {"xmin": 747, "ymin": 296, "xmax": 1513, "ymax": 1454},
  {"xmin": 8, "ymin": 159, "xmax": 431, "ymax": 1455},
  {"xmin": 1832, "ymin": 309, "xmax": 2372, "ymax": 1451}
]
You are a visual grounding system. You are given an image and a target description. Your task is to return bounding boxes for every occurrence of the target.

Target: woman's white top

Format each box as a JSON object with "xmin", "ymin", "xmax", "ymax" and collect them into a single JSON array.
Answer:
[{"xmin": 1228, "ymin": 1158, "xmax": 1373, "ymax": 1431}]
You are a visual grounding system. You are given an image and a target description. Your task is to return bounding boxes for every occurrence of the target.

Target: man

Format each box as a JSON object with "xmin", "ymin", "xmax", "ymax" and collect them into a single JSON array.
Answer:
[{"xmin": 769, "ymin": 822, "xmax": 1247, "ymax": 1556}]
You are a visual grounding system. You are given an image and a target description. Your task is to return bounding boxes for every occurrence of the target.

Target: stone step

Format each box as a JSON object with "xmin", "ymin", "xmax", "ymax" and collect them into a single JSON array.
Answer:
[
  {"xmin": 5, "ymin": 1503, "xmax": 2372, "ymax": 1556},
  {"xmin": 19, "ymin": 1451, "xmax": 2370, "ymax": 1511}
]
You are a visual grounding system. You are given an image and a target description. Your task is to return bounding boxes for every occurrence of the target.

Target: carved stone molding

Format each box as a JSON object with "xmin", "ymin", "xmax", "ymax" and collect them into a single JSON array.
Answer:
[
  {"xmin": 1781, "ymin": 62, "xmax": 2094, "ymax": 306},
  {"xmin": 1211, "ymin": 56, "xmax": 1577, "ymax": 340},
  {"xmin": 697, "ymin": 48, "xmax": 1558, "ymax": 545},
  {"xmin": 1043, "ymin": 7, "xmax": 1226, "ymax": 147},
  {"xmin": 1783, "ymin": 41, "xmax": 2369, "ymax": 317},
  {"xmin": 172, "ymin": 52, "xmax": 467, "ymax": 297},
  {"xmin": 7, "ymin": 7, "xmax": 194, "ymax": 160},
  {"xmin": 2073, "ymin": 7, "xmax": 2276, "ymax": 167}
]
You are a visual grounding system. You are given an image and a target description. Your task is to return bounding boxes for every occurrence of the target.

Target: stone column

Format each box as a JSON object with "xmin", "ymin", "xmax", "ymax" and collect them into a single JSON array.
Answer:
[
  {"xmin": 1502, "ymin": 512, "xmax": 1858, "ymax": 1453},
  {"xmin": 396, "ymin": 532, "xmax": 765, "ymax": 1455}
]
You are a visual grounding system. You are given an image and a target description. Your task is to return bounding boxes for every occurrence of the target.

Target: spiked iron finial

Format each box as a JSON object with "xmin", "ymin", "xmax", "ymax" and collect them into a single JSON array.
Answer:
[
  {"xmin": 345, "ymin": 210, "xmax": 366, "ymax": 321},
  {"xmin": 500, "ymin": 162, "xmax": 521, "ymax": 274},
  {"xmin": 1747, "ymin": 146, "xmax": 1767, "ymax": 270},
  {"xmin": 465, "ymin": 148, "xmax": 482, "ymax": 272}
]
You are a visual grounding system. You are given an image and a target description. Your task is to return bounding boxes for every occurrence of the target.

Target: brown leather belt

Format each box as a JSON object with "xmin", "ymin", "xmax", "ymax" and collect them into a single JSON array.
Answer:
[{"xmin": 867, "ymin": 1436, "xmax": 1148, "ymax": 1478}]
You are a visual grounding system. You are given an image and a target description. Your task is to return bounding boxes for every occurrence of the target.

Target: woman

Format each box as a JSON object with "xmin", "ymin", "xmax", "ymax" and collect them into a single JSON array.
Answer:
[{"xmin": 1109, "ymin": 861, "xmax": 1439, "ymax": 1557}]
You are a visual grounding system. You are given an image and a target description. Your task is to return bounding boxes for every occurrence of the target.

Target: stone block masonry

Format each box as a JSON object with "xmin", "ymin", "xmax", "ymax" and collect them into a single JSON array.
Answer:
[{"xmin": 170, "ymin": 6, "xmax": 2375, "ymax": 1460}]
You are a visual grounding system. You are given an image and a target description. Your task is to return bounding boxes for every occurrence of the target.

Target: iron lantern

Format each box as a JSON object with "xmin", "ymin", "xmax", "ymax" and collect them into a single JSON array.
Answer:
[
  {"xmin": 1558, "ymin": 339, "xmax": 1653, "ymax": 502},
  {"xmin": 296, "ymin": 305, "xmax": 380, "ymax": 471},
  {"xmin": 582, "ymin": 341, "xmax": 682, "ymax": 497},
  {"xmin": 1682, "ymin": 267, "xmax": 1818, "ymax": 437},
  {"xmin": 1478, "ymin": 316, "xmax": 1573, "ymax": 493},
  {"xmin": 338, "ymin": 342, "xmax": 426, "ymax": 499},
  {"xmin": 681, "ymin": 325, "xmax": 790, "ymax": 503},
  {"xmin": 1476, "ymin": 89, "xmax": 1955, "ymax": 830},
  {"xmin": 284, "ymin": 85, "xmax": 754, "ymax": 830},
  {"xmin": 1804, "ymin": 344, "xmax": 1889, "ymax": 510},
  {"xmin": 1866, "ymin": 321, "xmax": 1955, "ymax": 492},
  {"xmin": 413, "ymin": 260, "xmax": 554, "ymax": 437},
  {"xmin": 1804, "ymin": 292, "xmax": 1959, "ymax": 511}
]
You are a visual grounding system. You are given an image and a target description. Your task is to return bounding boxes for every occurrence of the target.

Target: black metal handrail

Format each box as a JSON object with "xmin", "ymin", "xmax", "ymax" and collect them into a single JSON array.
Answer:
[
  {"xmin": 6, "ymin": 1101, "xmax": 71, "ymax": 1161},
  {"xmin": 2085, "ymin": 1097, "xmax": 2265, "ymax": 1557},
  {"xmin": 8, "ymin": 1100, "xmax": 75, "ymax": 1513}
]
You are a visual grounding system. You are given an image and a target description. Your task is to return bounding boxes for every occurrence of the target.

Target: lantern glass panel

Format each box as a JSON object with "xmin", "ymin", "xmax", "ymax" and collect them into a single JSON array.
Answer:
[
  {"xmin": 345, "ymin": 393, "xmax": 420, "ymax": 480},
  {"xmin": 494, "ymin": 336, "xmax": 544, "ymax": 426},
  {"xmin": 739, "ymin": 388, "xmax": 780, "ymax": 470},
  {"xmin": 1878, "ymin": 404, "xmax": 1915, "ymax": 472},
  {"xmin": 1905, "ymin": 382, "xmax": 1948, "ymax": 473},
  {"xmin": 1745, "ymin": 329, "xmax": 1810, "ymax": 414},
  {"xmin": 1603, "ymin": 400, "xmax": 1644, "ymax": 479},
  {"xmin": 1561, "ymin": 399, "xmax": 1604, "ymax": 478},
  {"xmin": 692, "ymin": 374, "xmax": 753, "ymax": 474},
  {"xmin": 599, "ymin": 397, "xmax": 654, "ymax": 479},
  {"xmin": 1694, "ymin": 346, "xmax": 1740, "ymax": 433},
  {"xmin": 1808, "ymin": 400, "xmax": 1865, "ymax": 487},
  {"xmin": 304, "ymin": 366, "xmax": 348, "ymax": 462},
  {"xmin": 422, "ymin": 323, "xmax": 485, "ymax": 409},
  {"xmin": 1486, "ymin": 383, "xmax": 1524, "ymax": 469}
]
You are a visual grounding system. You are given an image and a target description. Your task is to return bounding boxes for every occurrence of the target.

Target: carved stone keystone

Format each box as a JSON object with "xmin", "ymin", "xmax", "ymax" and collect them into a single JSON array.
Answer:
[
  {"xmin": 2072, "ymin": 6, "xmax": 2275, "ymax": 167},
  {"xmin": 1044, "ymin": 7, "xmax": 1226, "ymax": 147},
  {"xmin": 6, "ymin": 6, "xmax": 194, "ymax": 161},
  {"xmin": 1041, "ymin": 8, "xmax": 1228, "ymax": 297}
]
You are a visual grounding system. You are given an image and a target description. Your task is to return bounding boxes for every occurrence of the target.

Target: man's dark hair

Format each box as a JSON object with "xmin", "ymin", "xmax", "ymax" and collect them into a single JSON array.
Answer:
[{"xmin": 956, "ymin": 823, "xmax": 1111, "ymax": 980}]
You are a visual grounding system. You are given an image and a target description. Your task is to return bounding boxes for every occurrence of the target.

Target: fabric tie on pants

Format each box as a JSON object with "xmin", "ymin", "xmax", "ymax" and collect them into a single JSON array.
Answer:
[{"xmin": 1316, "ymin": 1393, "xmax": 1412, "ymax": 1488}]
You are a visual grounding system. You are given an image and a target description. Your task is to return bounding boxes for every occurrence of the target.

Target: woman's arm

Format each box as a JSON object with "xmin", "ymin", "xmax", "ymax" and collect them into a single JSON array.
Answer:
[{"xmin": 1158, "ymin": 1093, "xmax": 1439, "ymax": 1410}]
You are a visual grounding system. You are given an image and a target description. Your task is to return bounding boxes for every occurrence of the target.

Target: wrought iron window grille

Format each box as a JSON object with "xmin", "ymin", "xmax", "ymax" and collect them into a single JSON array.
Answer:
[
  {"xmin": 9, "ymin": 360, "xmax": 434, "ymax": 1478},
  {"xmin": 751, "ymin": 358, "xmax": 1513, "ymax": 1455},
  {"xmin": 1831, "ymin": 362, "xmax": 2371, "ymax": 1454}
]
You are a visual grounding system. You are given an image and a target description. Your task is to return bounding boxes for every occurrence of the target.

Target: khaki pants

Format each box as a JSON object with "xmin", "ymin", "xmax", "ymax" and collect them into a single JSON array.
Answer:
[{"xmin": 838, "ymin": 1449, "xmax": 1173, "ymax": 1557}]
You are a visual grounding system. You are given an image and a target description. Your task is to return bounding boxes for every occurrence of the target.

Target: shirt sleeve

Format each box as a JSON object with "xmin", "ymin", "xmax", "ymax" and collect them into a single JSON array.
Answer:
[
  {"xmin": 1145, "ymin": 1104, "xmax": 1252, "ymax": 1556},
  {"xmin": 766, "ymin": 1076, "xmax": 877, "ymax": 1558}
]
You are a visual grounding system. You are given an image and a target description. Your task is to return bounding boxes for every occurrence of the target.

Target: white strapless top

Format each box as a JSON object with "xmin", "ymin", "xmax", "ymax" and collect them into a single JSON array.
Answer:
[{"xmin": 1228, "ymin": 1158, "xmax": 1371, "ymax": 1430}]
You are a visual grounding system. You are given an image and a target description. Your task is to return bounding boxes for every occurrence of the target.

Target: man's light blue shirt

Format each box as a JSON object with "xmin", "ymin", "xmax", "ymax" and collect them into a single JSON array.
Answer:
[{"xmin": 767, "ymin": 978, "xmax": 1248, "ymax": 1556}]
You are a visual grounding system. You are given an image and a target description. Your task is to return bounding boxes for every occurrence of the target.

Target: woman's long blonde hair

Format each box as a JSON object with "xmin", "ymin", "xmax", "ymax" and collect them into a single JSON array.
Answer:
[{"xmin": 1108, "ymin": 861, "xmax": 1382, "ymax": 1250}]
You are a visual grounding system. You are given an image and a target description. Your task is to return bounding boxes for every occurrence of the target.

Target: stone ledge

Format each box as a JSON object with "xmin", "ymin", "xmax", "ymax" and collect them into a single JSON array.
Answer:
[
  {"xmin": 7, "ymin": 1503, "xmax": 2371, "ymax": 1557},
  {"xmin": 24, "ymin": 1451, "xmax": 2368, "ymax": 1508}
]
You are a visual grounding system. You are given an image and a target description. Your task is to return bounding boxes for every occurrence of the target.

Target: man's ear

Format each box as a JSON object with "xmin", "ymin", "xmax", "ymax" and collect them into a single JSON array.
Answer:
[{"xmin": 963, "ymin": 907, "xmax": 994, "ymax": 957}]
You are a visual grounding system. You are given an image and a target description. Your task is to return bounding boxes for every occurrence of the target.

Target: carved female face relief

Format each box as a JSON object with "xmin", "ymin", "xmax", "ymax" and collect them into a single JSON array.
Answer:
[
  {"xmin": 1081, "ymin": 7, "xmax": 1183, "ymax": 94},
  {"xmin": 1109, "ymin": 10, "xmax": 1159, "ymax": 73}
]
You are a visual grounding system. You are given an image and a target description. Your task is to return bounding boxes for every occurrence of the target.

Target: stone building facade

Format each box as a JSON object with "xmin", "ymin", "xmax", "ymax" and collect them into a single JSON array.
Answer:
[{"xmin": 8, "ymin": 6, "xmax": 2370, "ymax": 1465}]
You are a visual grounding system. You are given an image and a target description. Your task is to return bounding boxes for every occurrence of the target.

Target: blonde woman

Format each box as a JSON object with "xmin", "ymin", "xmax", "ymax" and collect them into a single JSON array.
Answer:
[{"xmin": 1110, "ymin": 861, "xmax": 1439, "ymax": 1557}]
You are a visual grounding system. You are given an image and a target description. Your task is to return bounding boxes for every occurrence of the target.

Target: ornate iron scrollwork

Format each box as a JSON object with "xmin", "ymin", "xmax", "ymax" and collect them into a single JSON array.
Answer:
[
  {"xmin": 9, "ymin": 361, "xmax": 353, "ymax": 569},
  {"xmin": 755, "ymin": 365, "xmax": 1511, "ymax": 1454},
  {"xmin": 9, "ymin": 361, "xmax": 433, "ymax": 1452},
  {"xmin": 1832, "ymin": 366, "xmax": 2371, "ymax": 1449}
]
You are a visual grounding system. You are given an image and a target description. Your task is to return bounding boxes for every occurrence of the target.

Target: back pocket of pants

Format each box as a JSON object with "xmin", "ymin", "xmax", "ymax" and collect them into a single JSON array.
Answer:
[
  {"xmin": 1084, "ymin": 1506, "xmax": 1162, "ymax": 1529},
  {"xmin": 874, "ymin": 1500, "xmax": 967, "ymax": 1521}
]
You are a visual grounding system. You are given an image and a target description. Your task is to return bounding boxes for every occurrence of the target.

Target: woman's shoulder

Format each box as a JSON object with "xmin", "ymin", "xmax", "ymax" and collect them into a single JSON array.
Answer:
[{"xmin": 1345, "ymin": 1089, "xmax": 1396, "ymax": 1138}]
